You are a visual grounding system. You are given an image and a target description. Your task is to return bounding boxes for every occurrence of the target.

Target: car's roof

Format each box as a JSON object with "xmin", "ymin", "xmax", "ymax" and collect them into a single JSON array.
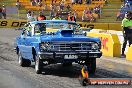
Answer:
[{"xmin": 30, "ymin": 20, "xmax": 77, "ymax": 24}]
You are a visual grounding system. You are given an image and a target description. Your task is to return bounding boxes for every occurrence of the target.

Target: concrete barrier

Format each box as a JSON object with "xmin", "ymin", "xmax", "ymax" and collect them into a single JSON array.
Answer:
[
  {"xmin": 126, "ymin": 45, "xmax": 132, "ymax": 61},
  {"xmin": 87, "ymin": 32, "xmax": 121, "ymax": 57}
]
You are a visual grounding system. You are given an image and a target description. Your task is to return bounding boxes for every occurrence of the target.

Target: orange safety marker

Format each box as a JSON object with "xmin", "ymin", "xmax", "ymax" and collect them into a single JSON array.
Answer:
[
  {"xmin": 79, "ymin": 65, "xmax": 91, "ymax": 86},
  {"xmin": 81, "ymin": 66, "xmax": 89, "ymax": 78}
]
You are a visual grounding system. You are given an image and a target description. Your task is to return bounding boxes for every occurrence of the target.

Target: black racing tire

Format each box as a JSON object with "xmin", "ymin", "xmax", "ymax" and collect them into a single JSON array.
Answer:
[
  {"xmin": 18, "ymin": 52, "xmax": 31, "ymax": 67},
  {"xmin": 62, "ymin": 62, "xmax": 72, "ymax": 66},
  {"xmin": 85, "ymin": 58, "xmax": 96, "ymax": 74},
  {"xmin": 35, "ymin": 56, "xmax": 43, "ymax": 74}
]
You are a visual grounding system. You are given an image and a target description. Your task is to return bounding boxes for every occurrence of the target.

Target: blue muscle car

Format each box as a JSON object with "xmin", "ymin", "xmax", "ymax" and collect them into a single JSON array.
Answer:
[{"xmin": 15, "ymin": 20, "xmax": 102, "ymax": 74}]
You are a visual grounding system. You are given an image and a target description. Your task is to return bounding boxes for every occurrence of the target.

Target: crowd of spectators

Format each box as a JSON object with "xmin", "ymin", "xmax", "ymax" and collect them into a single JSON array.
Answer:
[
  {"xmin": 71, "ymin": 0, "xmax": 92, "ymax": 5},
  {"xmin": 82, "ymin": 4, "xmax": 101, "ymax": 22},
  {"xmin": 20, "ymin": 0, "xmax": 103, "ymax": 22},
  {"xmin": 27, "ymin": 10, "xmax": 46, "ymax": 22},
  {"xmin": 16, "ymin": 0, "xmax": 21, "ymax": 9},
  {"xmin": 30, "ymin": 0, "xmax": 43, "ymax": 7},
  {"xmin": 117, "ymin": 0, "xmax": 132, "ymax": 21}
]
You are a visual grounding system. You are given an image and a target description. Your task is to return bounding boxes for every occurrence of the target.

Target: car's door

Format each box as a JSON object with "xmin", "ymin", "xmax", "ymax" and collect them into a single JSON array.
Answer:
[{"xmin": 19, "ymin": 23, "xmax": 34, "ymax": 60}]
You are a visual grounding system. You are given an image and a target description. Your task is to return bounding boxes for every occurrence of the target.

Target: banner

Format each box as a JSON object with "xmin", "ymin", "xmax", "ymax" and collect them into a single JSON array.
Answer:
[
  {"xmin": 0, "ymin": 20, "xmax": 27, "ymax": 28},
  {"xmin": 0, "ymin": 20, "xmax": 122, "ymax": 31}
]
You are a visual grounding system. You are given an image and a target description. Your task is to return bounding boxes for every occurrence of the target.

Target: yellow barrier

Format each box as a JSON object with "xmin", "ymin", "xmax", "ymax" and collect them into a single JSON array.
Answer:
[
  {"xmin": 109, "ymin": 23, "xmax": 122, "ymax": 31},
  {"xmin": 87, "ymin": 32, "xmax": 121, "ymax": 57},
  {"xmin": 126, "ymin": 45, "xmax": 132, "ymax": 61},
  {"xmin": 77, "ymin": 22, "xmax": 122, "ymax": 31}
]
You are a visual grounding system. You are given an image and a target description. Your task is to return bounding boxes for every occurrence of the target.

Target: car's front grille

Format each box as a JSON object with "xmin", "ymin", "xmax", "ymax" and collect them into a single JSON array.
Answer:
[{"xmin": 49, "ymin": 42, "xmax": 95, "ymax": 51}]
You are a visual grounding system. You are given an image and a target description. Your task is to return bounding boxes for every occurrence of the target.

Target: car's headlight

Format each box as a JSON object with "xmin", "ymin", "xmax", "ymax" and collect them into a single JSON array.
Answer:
[
  {"xmin": 40, "ymin": 42, "xmax": 51, "ymax": 51},
  {"xmin": 98, "ymin": 41, "xmax": 101, "ymax": 49},
  {"xmin": 91, "ymin": 43, "xmax": 99, "ymax": 50}
]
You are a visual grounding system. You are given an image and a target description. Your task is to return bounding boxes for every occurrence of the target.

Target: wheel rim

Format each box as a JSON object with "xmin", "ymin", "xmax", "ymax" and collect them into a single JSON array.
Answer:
[
  {"xmin": 35, "ymin": 59, "xmax": 39, "ymax": 72},
  {"xmin": 18, "ymin": 54, "xmax": 22, "ymax": 65}
]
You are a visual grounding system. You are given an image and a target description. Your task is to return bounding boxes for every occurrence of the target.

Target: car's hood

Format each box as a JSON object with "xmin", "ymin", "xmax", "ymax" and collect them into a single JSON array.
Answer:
[
  {"xmin": 40, "ymin": 35, "xmax": 100, "ymax": 42},
  {"xmin": 40, "ymin": 29, "xmax": 100, "ymax": 42}
]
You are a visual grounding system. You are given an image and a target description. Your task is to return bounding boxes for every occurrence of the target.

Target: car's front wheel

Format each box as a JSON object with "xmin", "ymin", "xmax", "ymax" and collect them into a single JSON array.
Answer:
[
  {"xmin": 35, "ymin": 56, "xmax": 43, "ymax": 74},
  {"xmin": 18, "ymin": 52, "xmax": 31, "ymax": 67},
  {"xmin": 85, "ymin": 58, "xmax": 96, "ymax": 74}
]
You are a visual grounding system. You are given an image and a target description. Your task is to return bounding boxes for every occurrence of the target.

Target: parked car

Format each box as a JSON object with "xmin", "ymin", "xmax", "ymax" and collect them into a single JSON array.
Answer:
[{"xmin": 14, "ymin": 20, "xmax": 102, "ymax": 74}]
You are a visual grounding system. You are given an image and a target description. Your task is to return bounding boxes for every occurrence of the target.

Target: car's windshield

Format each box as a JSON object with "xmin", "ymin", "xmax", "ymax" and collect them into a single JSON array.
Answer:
[
  {"xmin": 34, "ymin": 22, "xmax": 82, "ymax": 34},
  {"xmin": 45, "ymin": 22, "xmax": 80, "ymax": 30}
]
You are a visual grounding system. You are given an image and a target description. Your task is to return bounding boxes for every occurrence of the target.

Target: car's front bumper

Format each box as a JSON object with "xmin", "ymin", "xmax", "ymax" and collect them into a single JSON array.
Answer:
[{"xmin": 38, "ymin": 51, "xmax": 102, "ymax": 61}]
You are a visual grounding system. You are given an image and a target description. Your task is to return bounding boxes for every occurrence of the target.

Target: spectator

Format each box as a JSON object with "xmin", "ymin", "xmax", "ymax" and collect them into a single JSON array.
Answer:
[
  {"xmin": 78, "ymin": 0, "xmax": 83, "ymax": 4},
  {"xmin": 37, "ymin": 12, "xmax": 46, "ymax": 20},
  {"xmin": 31, "ymin": 0, "xmax": 36, "ymax": 6},
  {"xmin": 121, "ymin": 11, "xmax": 132, "ymax": 58},
  {"xmin": 43, "ymin": 4, "xmax": 48, "ymax": 10},
  {"xmin": 27, "ymin": 10, "xmax": 32, "ymax": 18},
  {"xmin": 85, "ymin": 8, "xmax": 96, "ymax": 22},
  {"xmin": 50, "ymin": 9, "xmax": 55, "ymax": 19},
  {"xmin": 59, "ymin": 1, "xmax": 65, "ymax": 11},
  {"xmin": 2, "ymin": 5, "xmax": 6, "ymax": 19},
  {"xmin": 85, "ymin": 0, "xmax": 91, "ymax": 4},
  {"xmin": 0, "ymin": 7, "xmax": 2, "ymax": 19},
  {"xmin": 52, "ymin": 14, "xmax": 61, "ymax": 20},
  {"xmin": 67, "ymin": 13, "xmax": 76, "ymax": 22},
  {"xmin": 50, "ymin": 3, "xmax": 55, "ymax": 11},
  {"xmin": 34, "ymin": 0, "xmax": 39, "ymax": 4},
  {"xmin": 93, "ymin": 5, "xmax": 101, "ymax": 18},
  {"xmin": 66, "ymin": 4, "xmax": 71, "ymax": 11},
  {"xmin": 71, "ymin": 0, "xmax": 76, "ymax": 5},
  {"xmin": 27, "ymin": 12, "xmax": 36, "ymax": 22},
  {"xmin": 116, "ymin": 11, "xmax": 124, "ymax": 21},
  {"xmin": 16, "ymin": 0, "xmax": 21, "ymax": 9},
  {"xmin": 73, "ymin": 10, "xmax": 78, "ymax": 19},
  {"xmin": 38, "ymin": 1, "xmax": 43, "ymax": 7},
  {"xmin": 82, "ymin": 12, "xmax": 89, "ymax": 21}
]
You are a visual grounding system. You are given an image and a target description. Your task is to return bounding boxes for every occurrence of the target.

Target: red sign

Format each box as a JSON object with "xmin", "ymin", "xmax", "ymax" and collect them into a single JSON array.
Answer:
[{"xmin": 100, "ymin": 37, "xmax": 108, "ymax": 51}]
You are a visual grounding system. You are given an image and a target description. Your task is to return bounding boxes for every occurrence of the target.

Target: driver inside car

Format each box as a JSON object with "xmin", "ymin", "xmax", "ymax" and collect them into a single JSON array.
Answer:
[
  {"xmin": 34, "ymin": 24, "xmax": 41, "ymax": 35},
  {"xmin": 34, "ymin": 23, "xmax": 46, "ymax": 35}
]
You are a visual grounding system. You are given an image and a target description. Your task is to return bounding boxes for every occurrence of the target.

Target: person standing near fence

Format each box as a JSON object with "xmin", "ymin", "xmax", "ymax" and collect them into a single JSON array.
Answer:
[
  {"xmin": 121, "ymin": 11, "xmax": 132, "ymax": 58},
  {"xmin": 0, "ymin": 7, "xmax": 2, "ymax": 19},
  {"xmin": 2, "ymin": 5, "xmax": 6, "ymax": 19},
  {"xmin": 37, "ymin": 12, "xmax": 46, "ymax": 21},
  {"xmin": 27, "ymin": 12, "xmax": 36, "ymax": 22}
]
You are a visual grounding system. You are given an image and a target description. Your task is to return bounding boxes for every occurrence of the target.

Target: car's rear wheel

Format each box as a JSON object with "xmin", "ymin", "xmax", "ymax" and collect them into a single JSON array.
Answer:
[
  {"xmin": 85, "ymin": 58, "xmax": 96, "ymax": 74},
  {"xmin": 18, "ymin": 52, "xmax": 31, "ymax": 67},
  {"xmin": 35, "ymin": 56, "xmax": 43, "ymax": 74}
]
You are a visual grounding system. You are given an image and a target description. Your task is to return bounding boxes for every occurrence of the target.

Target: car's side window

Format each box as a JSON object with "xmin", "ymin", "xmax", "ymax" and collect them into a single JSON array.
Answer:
[
  {"xmin": 27, "ymin": 25, "xmax": 32, "ymax": 36},
  {"xmin": 22, "ymin": 24, "xmax": 32, "ymax": 37},
  {"xmin": 34, "ymin": 24, "xmax": 41, "ymax": 35},
  {"xmin": 34, "ymin": 23, "xmax": 46, "ymax": 35},
  {"xmin": 22, "ymin": 28, "xmax": 27, "ymax": 36}
]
